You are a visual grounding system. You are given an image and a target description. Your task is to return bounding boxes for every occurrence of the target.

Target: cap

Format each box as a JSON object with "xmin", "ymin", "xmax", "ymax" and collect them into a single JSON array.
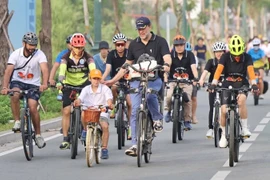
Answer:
[
  {"xmin": 136, "ymin": 16, "xmax": 151, "ymax": 29},
  {"xmin": 99, "ymin": 41, "xmax": 109, "ymax": 49},
  {"xmin": 89, "ymin": 69, "xmax": 102, "ymax": 79}
]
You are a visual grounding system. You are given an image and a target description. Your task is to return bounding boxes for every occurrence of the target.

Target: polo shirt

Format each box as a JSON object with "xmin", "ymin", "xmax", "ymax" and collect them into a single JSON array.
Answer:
[
  {"xmin": 8, "ymin": 47, "xmax": 47, "ymax": 86},
  {"xmin": 106, "ymin": 49, "xmax": 128, "ymax": 77},
  {"xmin": 78, "ymin": 84, "xmax": 113, "ymax": 119},
  {"xmin": 194, "ymin": 44, "xmax": 207, "ymax": 60}
]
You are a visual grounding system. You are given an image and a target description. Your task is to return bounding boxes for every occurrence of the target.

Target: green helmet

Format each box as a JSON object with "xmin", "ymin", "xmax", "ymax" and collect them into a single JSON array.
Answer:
[{"xmin": 229, "ymin": 35, "xmax": 245, "ymax": 56}]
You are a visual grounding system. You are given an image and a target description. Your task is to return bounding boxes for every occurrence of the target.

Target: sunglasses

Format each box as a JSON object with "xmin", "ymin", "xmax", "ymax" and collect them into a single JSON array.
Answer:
[{"xmin": 116, "ymin": 43, "xmax": 125, "ymax": 47}]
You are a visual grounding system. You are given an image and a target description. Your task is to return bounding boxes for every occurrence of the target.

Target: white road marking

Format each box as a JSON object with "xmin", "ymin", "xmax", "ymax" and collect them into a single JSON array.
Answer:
[
  {"xmin": 253, "ymin": 125, "xmax": 266, "ymax": 132},
  {"xmin": 260, "ymin": 118, "xmax": 270, "ymax": 124},
  {"xmin": 223, "ymin": 154, "xmax": 243, "ymax": 167},
  {"xmin": 211, "ymin": 171, "xmax": 231, "ymax": 180},
  {"xmin": 245, "ymin": 133, "xmax": 259, "ymax": 142},
  {"xmin": 265, "ymin": 112, "xmax": 270, "ymax": 117},
  {"xmin": 0, "ymin": 134, "xmax": 61, "ymax": 157},
  {"xmin": 240, "ymin": 143, "xmax": 252, "ymax": 152}
]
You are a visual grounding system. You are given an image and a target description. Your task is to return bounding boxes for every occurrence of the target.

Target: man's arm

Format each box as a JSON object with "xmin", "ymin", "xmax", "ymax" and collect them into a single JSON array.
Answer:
[
  {"xmin": 40, "ymin": 62, "xmax": 49, "ymax": 88},
  {"xmin": 2, "ymin": 64, "xmax": 14, "ymax": 88},
  {"xmin": 163, "ymin": 54, "xmax": 172, "ymax": 72},
  {"xmin": 107, "ymin": 60, "xmax": 133, "ymax": 84},
  {"xmin": 191, "ymin": 64, "xmax": 198, "ymax": 79},
  {"xmin": 49, "ymin": 62, "xmax": 60, "ymax": 85},
  {"xmin": 58, "ymin": 59, "xmax": 67, "ymax": 82}
]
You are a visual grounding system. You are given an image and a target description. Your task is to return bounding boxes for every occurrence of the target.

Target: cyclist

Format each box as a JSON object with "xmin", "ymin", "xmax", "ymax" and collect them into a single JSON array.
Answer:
[
  {"xmin": 93, "ymin": 41, "xmax": 110, "ymax": 80},
  {"xmin": 194, "ymin": 37, "xmax": 207, "ymax": 72},
  {"xmin": 104, "ymin": 16, "xmax": 171, "ymax": 156},
  {"xmin": 165, "ymin": 35, "xmax": 199, "ymax": 130},
  {"xmin": 58, "ymin": 33, "xmax": 96, "ymax": 149},
  {"xmin": 101, "ymin": 33, "xmax": 132, "ymax": 139},
  {"xmin": 1, "ymin": 32, "xmax": 48, "ymax": 148},
  {"xmin": 74, "ymin": 69, "xmax": 113, "ymax": 159},
  {"xmin": 198, "ymin": 41, "xmax": 226, "ymax": 138},
  {"xmin": 247, "ymin": 38, "xmax": 266, "ymax": 99},
  {"xmin": 208, "ymin": 35, "xmax": 258, "ymax": 148}
]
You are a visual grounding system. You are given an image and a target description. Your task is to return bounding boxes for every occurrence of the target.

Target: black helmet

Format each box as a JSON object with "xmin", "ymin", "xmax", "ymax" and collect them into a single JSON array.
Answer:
[
  {"xmin": 22, "ymin": 32, "xmax": 38, "ymax": 45},
  {"xmin": 66, "ymin": 34, "xmax": 72, "ymax": 44}
]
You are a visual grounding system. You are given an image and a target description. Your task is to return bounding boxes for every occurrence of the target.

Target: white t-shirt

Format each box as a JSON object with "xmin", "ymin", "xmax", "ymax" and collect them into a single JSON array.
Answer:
[
  {"xmin": 8, "ymin": 47, "xmax": 47, "ymax": 86},
  {"xmin": 78, "ymin": 84, "xmax": 113, "ymax": 119}
]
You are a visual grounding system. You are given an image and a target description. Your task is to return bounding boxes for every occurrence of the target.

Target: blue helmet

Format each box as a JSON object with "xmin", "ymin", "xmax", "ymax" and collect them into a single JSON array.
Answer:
[{"xmin": 185, "ymin": 42, "xmax": 192, "ymax": 51}]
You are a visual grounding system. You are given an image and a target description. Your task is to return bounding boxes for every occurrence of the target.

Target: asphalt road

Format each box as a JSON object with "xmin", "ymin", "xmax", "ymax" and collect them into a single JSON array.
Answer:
[{"xmin": 0, "ymin": 85, "xmax": 270, "ymax": 180}]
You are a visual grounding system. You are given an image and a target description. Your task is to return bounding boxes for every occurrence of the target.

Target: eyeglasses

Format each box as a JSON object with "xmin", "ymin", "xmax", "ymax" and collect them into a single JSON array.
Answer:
[
  {"xmin": 116, "ymin": 43, "xmax": 125, "ymax": 47},
  {"xmin": 174, "ymin": 44, "xmax": 185, "ymax": 47}
]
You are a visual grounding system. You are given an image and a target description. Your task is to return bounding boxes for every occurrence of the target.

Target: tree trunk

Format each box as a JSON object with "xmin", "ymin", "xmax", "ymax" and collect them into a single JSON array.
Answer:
[
  {"xmin": 155, "ymin": 0, "xmax": 161, "ymax": 35},
  {"xmin": 236, "ymin": 0, "xmax": 242, "ymax": 35},
  {"xmin": 0, "ymin": 0, "xmax": 10, "ymax": 87},
  {"xmin": 224, "ymin": 0, "xmax": 228, "ymax": 38},
  {"xmin": 39, "ymin": 0, "xmax": 52, "ymax": 70},
  {"xmin": 112, "ymin": 0, "xmax": 120, "ymax": 34},
  {"xmin": 170, "ymin": 0, "xmax": 181, "ymax": 35}
]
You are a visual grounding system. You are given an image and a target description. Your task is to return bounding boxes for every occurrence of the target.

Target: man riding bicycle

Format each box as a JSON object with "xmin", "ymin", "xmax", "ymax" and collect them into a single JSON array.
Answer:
[
  {"xmin": 165, "ymin": 35, "xmax": 199, "ymax": 130},
  {"xmin": 1, "ymin": 32, "xmax": 49, "ymax": 148},
  {"xmin": 208, "ymin": 35, "xmax": 258, "ymax": 148},
  {"xmin": 58, "ymin": 33, "xmax": 96, "ymax": 150}
]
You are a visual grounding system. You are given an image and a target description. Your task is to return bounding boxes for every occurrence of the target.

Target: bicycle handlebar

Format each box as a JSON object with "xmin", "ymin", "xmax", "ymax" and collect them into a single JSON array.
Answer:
[{"xmin": 123, "ymin": 63, "xmax": 163, "ymax": 74}]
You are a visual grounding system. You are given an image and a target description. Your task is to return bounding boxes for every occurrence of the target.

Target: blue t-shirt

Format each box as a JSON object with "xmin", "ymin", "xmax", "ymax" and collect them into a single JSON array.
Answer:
[
  {"xmin": 93, "ymin": 53, "xmax": 111, "ymax": 80},
  {"xmin": 247, "ymin": 48, "xmax": 265, "ymax": 62},
  {"xmin": 194, "ymin": 45, "xmax": 207, "ymax": 60},
  {"xmin": 55, "ymin": 49, "xmax": 69, "ymax": 63}
]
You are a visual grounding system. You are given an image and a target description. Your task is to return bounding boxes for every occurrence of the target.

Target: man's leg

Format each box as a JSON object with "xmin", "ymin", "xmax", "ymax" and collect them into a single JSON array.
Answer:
[
  {"xmin": 191, "ymin": 85, "xmax": 198, "ymax": 124},
  {"xmin": 100, "ymin": 117, "xmax": 109, "ymax": 159},
  {"xmin": 238, "ymin": 94, "xmax": 251, "ymax": 137},
  {"xmin": 182, "ymin": 85, "xmax": 193, "ymax": 130}
]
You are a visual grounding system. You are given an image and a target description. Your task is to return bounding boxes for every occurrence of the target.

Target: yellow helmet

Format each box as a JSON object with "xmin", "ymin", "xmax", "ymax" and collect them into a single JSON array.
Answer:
[{"xmin": 229, "ymin": 35, "xmax": 245, "ymax": 56}]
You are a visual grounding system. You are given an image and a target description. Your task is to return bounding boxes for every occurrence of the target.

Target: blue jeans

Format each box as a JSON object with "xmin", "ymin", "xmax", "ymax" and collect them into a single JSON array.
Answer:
[{"xmin": 130, "ymin": 77, "xmax": 163, "ymax": 145}]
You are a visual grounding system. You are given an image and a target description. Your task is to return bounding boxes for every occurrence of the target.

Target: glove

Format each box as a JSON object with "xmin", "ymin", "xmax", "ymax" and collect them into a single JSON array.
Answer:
[
  {"xmin": 208, "ymin": 84, "xmax": 217, "ymax": 91},
  {"xmin": 251, "ymin": 84, "xmax": 259, "ymax": 92}
]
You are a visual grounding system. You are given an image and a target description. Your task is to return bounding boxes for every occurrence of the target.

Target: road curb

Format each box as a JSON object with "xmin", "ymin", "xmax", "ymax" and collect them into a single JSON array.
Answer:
[{"xmin": 0, "ymin": 117, "xmax": 62, "ymax": 145}]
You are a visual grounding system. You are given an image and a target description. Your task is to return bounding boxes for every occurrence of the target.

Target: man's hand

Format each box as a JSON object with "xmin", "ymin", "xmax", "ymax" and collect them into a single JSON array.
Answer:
[
  {"xmin": 198, "ymin": 80, "xmax": 204, "ymax": 87},
  {"xmin": 251, "ymin": 84, "xmax": 259, "ymax": 93},
  {"xmin": 162, "ymin": 65, "xmax": 170, "ymax": 72},
  {"xmin": 1, "ymin": 87, "xmax": 8, "ymax": 95},
  {"xmin": 56, "ymin": 82, "xmax": 63, "ymax": 90},
  {"xmin": 103, "ymin": 79, "xmax": 115, "ymax": 87},
  {"xmin": 208, "ymin": 84, "xmax": 217, "ymax": 93},
  {"xmin": 40, "ymin": 84, "xmax": 48, "ymax": 92},
  {"xmin": 74, "ymin": 99, "xmax": 81, "ymax": 107},
  {"xmin": 49, "ymin": 79, "xmax": 56, "ymax": 86}
]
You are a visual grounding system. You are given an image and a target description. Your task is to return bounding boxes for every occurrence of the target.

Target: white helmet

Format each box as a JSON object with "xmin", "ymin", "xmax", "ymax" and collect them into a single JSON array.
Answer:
[
  {"xmin": 252, "ymin": 38, "xmax": 261, "ymax": 46},
  {"xmin": 112, "ymin": 33, "xmax": 127, "ymax": 43},
  {"xmin": 212, "ymin": 41, "xmax": 226, "ymax": 52}
]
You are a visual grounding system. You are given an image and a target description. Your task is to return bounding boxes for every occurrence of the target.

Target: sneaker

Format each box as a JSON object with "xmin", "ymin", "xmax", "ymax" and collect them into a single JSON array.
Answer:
[
  {"xmin": 192, "ymin": 117, "xmax": 199, "ymax": 124},
  {"xmin": 12, "ymin": 120, "xmax": 21, "ymax": 132},
  {"xmin": 165, "ymin": 112, "xmax": 172, "ymax": 123},
  {"xmin": 206, "ymin": 129, "xmax": 213, "ymax": 138},
  {"xmin": 153, "ymin": 120, "xmax": 163, "ymax": 133},
  {"xmin": 81, "ymin": 130, "xmax": 87, "ymax": 141},
  {"xmin": 101, "ymin": 148, "xmax": 109, "ymax": 159},
  {"xmin": 259, "ymin": 95, "xmax": 264, "ymax": 99},
  {"xmin": 125, "ymin": 145, "xmax": 137, "ymax": 157},
  {"xmin": 219, "ymin": 134, "xmax": 228, "ymax": 148},
  {"xmin": 184, "ymin": 121, "xmax": 192, "ymax": 130},
  {"xmin": 241, "ymin": 128, "xmax": 251, "ymax": 137},
  {"xmin": 35, "ymin": 134, "xmax": 46, "ymax": 149},
  {"xmin": 110, "ymin": 108, "xmax": 115, "ymax": 118},
  {"xmin": 59, "ymin": 141, "xmax": 70, "ymax": 150}
]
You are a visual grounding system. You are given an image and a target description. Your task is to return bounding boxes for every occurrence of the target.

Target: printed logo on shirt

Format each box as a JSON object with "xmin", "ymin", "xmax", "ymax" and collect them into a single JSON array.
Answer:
[{"xmin": 79, "ymin": 59, "xmax": 85, "ymax": 64}]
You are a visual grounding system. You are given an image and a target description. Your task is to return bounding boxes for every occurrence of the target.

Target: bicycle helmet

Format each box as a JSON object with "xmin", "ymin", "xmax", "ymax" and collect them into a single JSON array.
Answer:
[
  {"xmin": 22, "ymin": 32, "xmax": 38, "ymax": 45},
  {"xmin": 252, "ymin": 38, "xmax": 261, "ymax": 46},
  {"xmin": 185, "ymin": 42, "xmax": 192, "ymax": 51},
  {"xmin": 212, "ymin": 41, "xmax": 226, "ymax": 52},
  {"xmin": 229, "ymin": 35, "xmax": 245, "ymax": 56},
  {"xmin": 112, "ymin": 33, "xmax": 127, "ymax": 43},
  {"xmin": 70, "ymin": 33, "xmax": 86, "ymax": 47},
  {"xmin": 173, "ymin": 35, "xmax": 186, "ymax": 45},
  {"xmin": 66, "ymin": 34, "xmax": 72, "ymax": 44}
]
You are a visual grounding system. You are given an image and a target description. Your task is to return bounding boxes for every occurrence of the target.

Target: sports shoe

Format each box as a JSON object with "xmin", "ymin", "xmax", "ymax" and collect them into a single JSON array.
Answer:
[
  {"xmin": 206, "ymin": 129, "xmax": 213, "ymax": 138},
  {"xmin": 12, "ymin": 120, "xmax": 21, "ymax": 132},
  {"xmin": 153, "ymin": 120, "xmax": 163, "ymax": 133},
  {"xmin": 219, "ymin": 134, "xmax": 228, "ymax": 148},
  {"xmin": 259, "ymin": 95, "xmax": 264, "ymax": 99},
  {"xmin": 164, "ymin": 112, "xmax": 172, "ymax": 123},
  {"xmin": 125, "ymin": 145, "xmax": 137, "ymax": 157},
  {"xmin": 35, "ymin": 134, "xmax": 46, "ymax": 149},
  {"xmin": 81, "ymin": 130, "xmax": 87, "ymax": 141},
  {"xmin": 184, "ymin": 121, "xmax": 192, "ymax": 130},
  {"xmin": 59, "ymin": 141, "xmax": 70, "ymax": 150},
  {"xmin": 241, "ymin": 128, "xmax": 251, "ymax": 137},
  {"xmin": 101, "ymin": 148, "xmax": 109, "ymax": 159}
]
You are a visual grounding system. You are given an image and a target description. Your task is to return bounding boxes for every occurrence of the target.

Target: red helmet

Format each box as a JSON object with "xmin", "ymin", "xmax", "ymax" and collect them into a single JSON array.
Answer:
[{"xmin": 71, "ymin": 33, "xmax": 86, "ymax": 47}]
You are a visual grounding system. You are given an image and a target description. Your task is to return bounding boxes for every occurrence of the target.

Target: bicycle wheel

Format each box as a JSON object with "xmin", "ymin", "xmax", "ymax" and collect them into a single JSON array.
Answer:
[
  {"xmin": 86, "ymin": 127, "xmax": 95, "ymax": 167},
  {"xmin": 172, "ymin": 99, "xmax": 179, "ymax": 143},
  {"xmin": 95, "ymin": 128, "xmax": 102, "ymax": 164},
  {"xmin": 213, "ymin": 104, "xmax": 220, "ymax": 147},
  {"xmin": 254, "ymin": 93, "xmax": 259, "ymax": 106},
  {"xmin": 178, "ymin": 104, "xmax": 184, "ymax": 141},
  {"xmin": 71, "ymin": 108, "xmax": 80, "ymax": 159},
  {"xmin": 137, "ymin": 112, "xmax": 144, "ymax": 167},
  {"xmin": 117, "ymin": 103, "xmax": 124, "ymax": 150},
  {"xmin": 20, "ymin": 108, "xmax": 33, "ymax": 161},
  {"xmin": 144, "ymin": 115, "xmax": 153, "ymax": 163},
  {"xmin": 229, "ymin": 110, "xmax": 235, "ymax": 167},
  {"xmin": 234, "ymin": 117, "xmax": 240, "ymax": 162}
]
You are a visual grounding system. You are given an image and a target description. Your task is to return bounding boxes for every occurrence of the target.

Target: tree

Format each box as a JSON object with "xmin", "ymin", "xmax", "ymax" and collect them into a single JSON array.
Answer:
[
  {"xmin": 0, "ymin": 0, "xmax": 10, "ymax": 87},
  {"xmin": 154, "ymin": 0, "xmax": 161, "ymax": 36},
  {"xmin": 38, "ymin": 0, "xmax": 52, "ymax": 70},
  {"xmin": 112, "ymin": 0, "xmax": 120, "ymax": 34}
]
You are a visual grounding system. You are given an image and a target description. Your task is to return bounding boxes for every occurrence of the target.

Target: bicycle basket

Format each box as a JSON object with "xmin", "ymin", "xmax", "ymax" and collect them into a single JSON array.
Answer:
[{"xmin": 83, "ymin": 109, "xmax": 101, "ymax": 123}]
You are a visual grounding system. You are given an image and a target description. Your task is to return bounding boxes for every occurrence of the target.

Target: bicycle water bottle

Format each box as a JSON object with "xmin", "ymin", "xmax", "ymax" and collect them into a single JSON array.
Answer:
[{"xmin": 57, "ymin": 90, "xmax": 63, "ymax": 101}]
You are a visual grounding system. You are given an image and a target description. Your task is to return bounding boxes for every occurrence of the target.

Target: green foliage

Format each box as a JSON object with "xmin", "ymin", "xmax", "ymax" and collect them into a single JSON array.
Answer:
[
  {"xmin": 186, "ymin": 0, "xmax": 197, "ymax": 12},
  {"xmin": 198, "ymin": 11, "xmax": 209, "ymax": 25},
  {"xmin": 0, "ymin": 96, "xmax": 12, "ymax": 124}
]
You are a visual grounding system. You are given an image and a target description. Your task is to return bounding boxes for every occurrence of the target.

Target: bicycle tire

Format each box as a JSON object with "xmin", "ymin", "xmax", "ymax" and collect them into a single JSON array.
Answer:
[
  {"xmin": 254, "ymin": 94, "xmax": 259, "ymax": 106},
  {"xmin": 20, "ymin": 108, "xmax": 33, "ymax": 161},
  {"xmin": 137, "ymin": 112, "xmax": 144, "ymax": 167},
  {"xmin": 71, "ymin": 108, "xmax": 80, "ymax": 159},
  {"xmin": 234, "ymin": 117, "xmax": 240, "ymax": 162},
  {"xmin": 172, "ymin": 99, "xmax": 179, "ymax": 143},
  {"xmin": 213, "ymin": 103, "xmax": 220, "ymax": 147},
  {"xmin": 178, "ymin": 103, "xmax": 184, "ymax": 141},
  {"xmin": 229, "ymin": 110, "xmax": 235, "ymax": 167},
  {"xmin": 117, "ymin": 103, "xmax": 123, "ymax": 150},
  {"xmin": 144, "ymin": 115, "xmax": 153, "ymax": 163},
  {"xmin": 95, "ymin": 128, "xmax": 102, "ymax": 164},
  {"xmin": 86, "ymin": 127, "xmax": 95, "ymax": 167}
]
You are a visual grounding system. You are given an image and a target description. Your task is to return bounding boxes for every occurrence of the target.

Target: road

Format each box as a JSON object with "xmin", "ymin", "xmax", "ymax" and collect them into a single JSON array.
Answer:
[{"xmin": 0, "ymin": 87, "xmax": 270, "ymax": 180}]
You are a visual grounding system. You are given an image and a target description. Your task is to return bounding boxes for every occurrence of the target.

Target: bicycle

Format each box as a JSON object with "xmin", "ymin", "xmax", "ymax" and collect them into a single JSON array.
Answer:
[
  {"xmin": 253, "ymin": 69, "xmax": 261, "ymax": 105},
  {"xmin": 123, "ymin": 58, "xmax": 163, "ymax": 167},
  {"xmin": 8, "ymin": 87, "xmax": 41, "ymax": 161},
  {"xmin": 223, "ymin": 86, "xmax": 251, "ymax": 167},
  {"xmin": 83, "ymin": 105, "xmax": 109, "ymax": 167},
  {"xmin": 168, "ymin": 67, "xmax": 192, "ymax": 143}
]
